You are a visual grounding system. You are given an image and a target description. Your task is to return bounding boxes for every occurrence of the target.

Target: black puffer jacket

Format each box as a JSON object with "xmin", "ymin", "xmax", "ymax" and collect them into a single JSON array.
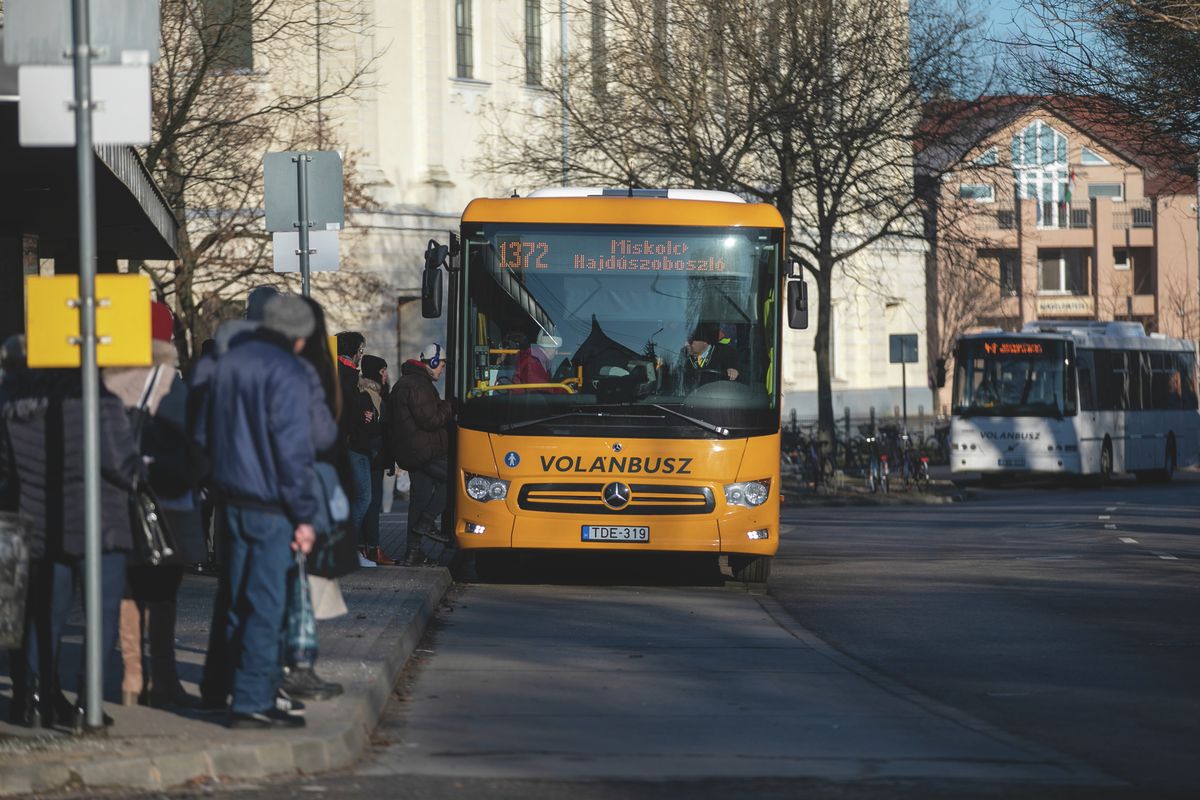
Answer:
[
  {"xmin": 1, "ymin": 370, "xmax": 140, "ymax": 559},
  {"xmin": 385, "ymin": 361, "xmax": 452, "ymax": 471}
]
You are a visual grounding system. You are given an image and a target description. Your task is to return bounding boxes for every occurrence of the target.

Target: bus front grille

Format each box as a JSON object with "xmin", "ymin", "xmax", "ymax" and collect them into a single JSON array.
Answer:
[{"xmin": 516, "ymin": 482, "xmax": 715, "ymax": 515}]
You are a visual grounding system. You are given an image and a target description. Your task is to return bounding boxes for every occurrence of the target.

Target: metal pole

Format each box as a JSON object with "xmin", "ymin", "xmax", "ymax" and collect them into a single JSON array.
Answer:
[
  {"xmin": 72, "ymin": 0, "xmax": 103, "ymax": 730},
  {"xmin": 296, "ymin": 153, "xmax": 311, "ymax": 297},
  {"xmin": 560, "ymin": 0, "xmax": 569, "ymax": 186},
  {"xmin": 902, "ymin": 361, "xmax": 908, "ymax": 434}
]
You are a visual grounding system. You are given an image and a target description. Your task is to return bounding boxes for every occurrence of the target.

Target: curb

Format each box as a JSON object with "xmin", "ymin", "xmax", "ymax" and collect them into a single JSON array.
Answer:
[{"xmin": 0, "ymin": 569, "xmax": 453, "ymax": 796}]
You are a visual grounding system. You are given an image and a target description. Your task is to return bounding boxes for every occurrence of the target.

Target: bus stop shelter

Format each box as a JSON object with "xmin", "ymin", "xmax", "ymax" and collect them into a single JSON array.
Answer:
[{"xmin": 0, "ymin": 57, "xmax": 178, "ymax": 341}]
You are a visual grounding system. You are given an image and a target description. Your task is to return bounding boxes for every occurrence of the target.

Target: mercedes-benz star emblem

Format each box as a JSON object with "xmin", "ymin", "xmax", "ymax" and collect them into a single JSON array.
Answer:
[
  {"xmin": 612, "ymin": 442, "xmax": 623, "ymax": 453},
  {"xmin": 602, "ymin": 482, "xmax": 631, "ymax": 509}
]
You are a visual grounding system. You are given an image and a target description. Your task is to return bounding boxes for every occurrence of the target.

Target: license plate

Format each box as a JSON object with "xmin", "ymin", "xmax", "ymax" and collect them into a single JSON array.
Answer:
[
  {"xmin": 998, "ymin": 458, "xmax": 1026, "ymax": 468},
  {"xmin": 581, "ymin": 525, "xmax": 650, "ymax": 542}
]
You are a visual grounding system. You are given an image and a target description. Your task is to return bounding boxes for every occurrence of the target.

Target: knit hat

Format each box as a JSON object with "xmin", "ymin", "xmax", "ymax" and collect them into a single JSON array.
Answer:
[
  {"xmin": 689, "ymin": 322, "xmax": 718, "ymax": 344},
  {"xmin": 262, "ymin": 294, "xmax": 315, "ymax": 340},
  {"xmin": 535, "ymin": 331, "xmax": 563, "ymax": 348},
  {"xmin": 246, "ymin": 285, "xmax": 280, "ymax": 322},
  {"xmin": 419, "ymin": 342, "xmax": 445, "ymax": 368},
  {"xmin": 361, "ymin": 354, "xmax": 387, "ymax": 383},
  {"xmin": 151, "ymin": 301, "xmax": 174, "ymax": 343}
]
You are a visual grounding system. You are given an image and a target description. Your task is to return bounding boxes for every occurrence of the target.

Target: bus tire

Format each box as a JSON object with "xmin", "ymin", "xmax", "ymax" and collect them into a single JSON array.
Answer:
[
  {"xmin": 730, "ymin": 555, "xmax": 771, "ymax": 584},
  {"xmin": 1097, "ymin": 439, "xmax": 1113, "ymax": 486}
]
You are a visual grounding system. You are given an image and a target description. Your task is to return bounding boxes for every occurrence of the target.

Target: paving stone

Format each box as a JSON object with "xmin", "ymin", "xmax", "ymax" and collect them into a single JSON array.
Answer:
[{"xmin": 0, "ymin": 510, "xmax": 451, "ymax": 795}]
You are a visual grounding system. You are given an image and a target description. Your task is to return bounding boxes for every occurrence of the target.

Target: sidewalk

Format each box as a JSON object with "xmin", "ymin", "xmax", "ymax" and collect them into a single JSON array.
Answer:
[{"xmin": 0, "ymin": 511, "xmax": 451, "ymax": 796}]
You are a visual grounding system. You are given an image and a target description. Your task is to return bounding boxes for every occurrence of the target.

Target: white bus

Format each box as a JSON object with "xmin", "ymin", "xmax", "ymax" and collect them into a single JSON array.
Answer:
[{"xmin": 950, "ymin": 321, "xmax": 1200, "ymax": 481}]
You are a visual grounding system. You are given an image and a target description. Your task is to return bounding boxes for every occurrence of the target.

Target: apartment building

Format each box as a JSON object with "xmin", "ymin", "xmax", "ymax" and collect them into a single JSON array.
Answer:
[{"xmin": 925, "ymin": 97, "xmax": 1199, "ymax": 410}]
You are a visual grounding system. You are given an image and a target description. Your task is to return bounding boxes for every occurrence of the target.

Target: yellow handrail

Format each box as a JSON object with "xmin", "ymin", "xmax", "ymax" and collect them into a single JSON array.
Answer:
[{"xmin": 471, "ymin": 381, "xmax": 578, "ymax": 396}]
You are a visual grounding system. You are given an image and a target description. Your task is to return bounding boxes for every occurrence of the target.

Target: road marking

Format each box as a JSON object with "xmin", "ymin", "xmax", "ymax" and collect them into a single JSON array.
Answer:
[
  {"xmin": 1104, "ymin": 524, "xmax": 1118, "ymax": 529},
  {"xmin": 1119, "ymin": 537, "xmax": 1138, "ymax": 544},
  {"xmin": 1153, "ymin": 552, "xmax": 1178, "ymax": 561},
  {"xmin": 1105, "ymin": 506, "xmax": 1118, "ymax": 512},
  {"xmin": 1098, "ymin": 515, "xmax": 1111, "ymax": 520}
]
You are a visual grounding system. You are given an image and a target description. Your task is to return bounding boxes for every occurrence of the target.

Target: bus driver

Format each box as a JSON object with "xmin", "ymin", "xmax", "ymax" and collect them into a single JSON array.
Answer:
[{"xmin": 681, "ymin": 322, "xmax": 740, "ymax": 387}]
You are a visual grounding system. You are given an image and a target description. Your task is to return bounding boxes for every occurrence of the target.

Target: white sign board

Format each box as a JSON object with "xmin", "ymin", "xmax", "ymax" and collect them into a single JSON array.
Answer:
[
  {"xmin": 263, "ymin": 151, "xmax": 345, "ymax": 232},
  {"xmin": 3, "ymin": 0, "xmax": 161, "ymax": 66},
  {"xmin": 18, "ymin": 65, "xmax": 151, "ymax": 146},
  {"xmin": 272, "ymin": 231, "xmax": 340, "ymax": 273}
]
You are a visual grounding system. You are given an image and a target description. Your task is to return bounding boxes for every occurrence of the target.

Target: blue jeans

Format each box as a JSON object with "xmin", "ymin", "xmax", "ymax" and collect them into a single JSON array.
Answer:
[
  {"xmin": 347, "ymin": 450, "xmax": 372, "ymax": 549},
  {"xmin": 224, "ymin": 506, "xmax": 292, "ymax": 715},
  {"xmin": 24, "ymin": 551, "xmax": 126, "ymax": 705}
]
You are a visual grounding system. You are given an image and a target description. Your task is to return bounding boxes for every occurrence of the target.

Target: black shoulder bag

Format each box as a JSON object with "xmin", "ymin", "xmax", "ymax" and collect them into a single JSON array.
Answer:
[{"xmin": 128, "ymin": 366, "xmax": 177, "ymax": 566}]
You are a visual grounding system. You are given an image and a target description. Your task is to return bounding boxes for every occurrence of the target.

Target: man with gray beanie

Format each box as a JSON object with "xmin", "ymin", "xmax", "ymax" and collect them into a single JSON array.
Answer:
[{"xmin": 197, "ymin": 293, "xmax": 317, "ymax": 728}]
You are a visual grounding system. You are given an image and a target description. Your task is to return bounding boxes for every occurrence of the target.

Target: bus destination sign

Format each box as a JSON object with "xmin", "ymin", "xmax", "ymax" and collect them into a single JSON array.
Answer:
[
  {"xmin": 982, "ymin": 341, "xmax": 1045, "ymax": 355},
  {"xmin": 498, "ymin": 237, "xmax": 730, "ymax": 273}
]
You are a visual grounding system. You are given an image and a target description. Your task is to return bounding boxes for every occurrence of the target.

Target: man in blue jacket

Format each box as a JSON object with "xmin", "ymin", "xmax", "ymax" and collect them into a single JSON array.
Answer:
[{"xmin": 200, "ymin": 294, "xmax": 318, "ymax": 729}]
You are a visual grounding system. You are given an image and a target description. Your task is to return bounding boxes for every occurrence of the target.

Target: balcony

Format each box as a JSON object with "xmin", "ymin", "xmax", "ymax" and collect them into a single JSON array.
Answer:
[
  {"xmin": 1039, "ymin": 202, "xmax": 1092, "ymax": 230},
  {"xmin": 1112, "ymin": 199, "xmax": 1154, "ymax": 230}
]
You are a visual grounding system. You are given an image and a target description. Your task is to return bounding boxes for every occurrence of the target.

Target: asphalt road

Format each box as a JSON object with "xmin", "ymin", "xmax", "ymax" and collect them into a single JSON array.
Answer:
[{"xmin": 126, "ymin": 472, "xmax": 1197, "ymax": 800}]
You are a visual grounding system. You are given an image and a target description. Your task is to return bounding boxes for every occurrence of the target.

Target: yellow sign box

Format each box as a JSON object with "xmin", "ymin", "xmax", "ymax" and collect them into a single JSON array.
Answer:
[{"xmin": 25, "ymin": 275, "xmax": 153, "ymax": 368}]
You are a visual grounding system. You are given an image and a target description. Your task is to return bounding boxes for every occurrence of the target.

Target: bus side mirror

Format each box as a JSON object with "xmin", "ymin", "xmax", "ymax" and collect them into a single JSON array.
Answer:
[
  {"xmin": 422, "ymin": 239, "xmax": 446, "ymax": 318},
  {"xmin": 934, "ymin": 358, "xmax": 947, "ymax": 388},
  {"xmin": 787, "ymin": 279, "xmax": 809, "ymax": 330}
]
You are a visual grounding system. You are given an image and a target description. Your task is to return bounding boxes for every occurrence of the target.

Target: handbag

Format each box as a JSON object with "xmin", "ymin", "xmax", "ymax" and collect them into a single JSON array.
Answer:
[
  {"xmin": 306, "ymin": 461, "xmax": 358, "ymax": 579},
  {"xmin": 128, "ymin": 366, "xmax": 177, "ymax": 566}
]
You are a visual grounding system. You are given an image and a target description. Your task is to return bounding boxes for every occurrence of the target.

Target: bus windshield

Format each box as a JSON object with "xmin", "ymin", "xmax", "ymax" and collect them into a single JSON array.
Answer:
[
  {"xmin": 953, "ymin": 338, "xmax": 1075, "ymax": 418},
  {"xmin": 457, "ymin": 224, "xmax": 781, "ymax": 437}
]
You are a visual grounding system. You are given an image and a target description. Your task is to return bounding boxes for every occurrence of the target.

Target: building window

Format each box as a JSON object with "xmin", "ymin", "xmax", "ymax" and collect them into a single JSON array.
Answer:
[
  {"xmin": 204, "ymin": 0, "xmax": 253, "ymax": 72},
  {"xmin": 973, "ymin": 147, "xmax": 998, "ymax": 166},
  {"xmin": 979, "ymin": 249, "xmax": 1019, "ymax": 297},
  {"xmin": 958, "ymin": 184, "xmax": 994, "ymax": 202},
  {"xmin": 1131, "ymin": 249, "xmax": 1154, "ymax": 294},
  {"xmin": 1114, "ymin": 248, "xmax": 1129, "ymax": 271},
  {"xmin": 1088, "ymin": 183, "xmax": 1124, "ymax": 201},
  {"xmin": 456, "ymin": 0, "xmax": 474, "ymax": 79},
  {"xmin": 1080, "ymin": 146, "xmax": 1109, "ymax": 165},
  {"xmin": 525, "ymin": 1, "xmax": 543, "ymax": 86},
  {"xmin": 1012, "ymin": 120, "xmax": 1068, "ymax": 227},
  {"xmin": 1038, "ymin": 249, "xmax": 1087, "ymax": 295}
]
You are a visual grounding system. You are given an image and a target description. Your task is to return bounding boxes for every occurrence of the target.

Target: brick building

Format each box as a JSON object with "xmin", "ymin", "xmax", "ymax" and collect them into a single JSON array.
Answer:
[{"xmin": 923, "ymin": 97, "xmax": 1198, "ymax": 410}]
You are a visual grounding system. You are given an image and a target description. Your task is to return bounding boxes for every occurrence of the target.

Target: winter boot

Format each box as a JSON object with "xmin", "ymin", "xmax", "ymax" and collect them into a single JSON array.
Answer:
[{"xmin": 145, "ymin": 600, "xmax": 198, "ymax": 709}]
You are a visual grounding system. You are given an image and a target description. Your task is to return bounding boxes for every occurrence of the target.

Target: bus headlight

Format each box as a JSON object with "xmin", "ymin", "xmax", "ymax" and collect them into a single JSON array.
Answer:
[
  {"xmin": 465, "ymin": 473, "xmax": 509, "ymax": 502},
  {"xmin": 724, "ymin": 479, "xmax": 770, "ymax": 508}
]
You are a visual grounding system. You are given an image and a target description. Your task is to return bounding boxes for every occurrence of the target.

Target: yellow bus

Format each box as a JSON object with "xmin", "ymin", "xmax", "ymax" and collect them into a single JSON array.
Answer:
[{"xmin": 420, "ymin": 188, "xmax": 808, "ymax": 581}]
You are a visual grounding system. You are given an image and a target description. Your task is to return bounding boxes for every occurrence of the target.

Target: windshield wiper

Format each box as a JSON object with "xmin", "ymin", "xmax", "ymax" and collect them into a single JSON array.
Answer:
[
  {"xmin": 498, "ymin": 410, "xmax": 647, "ymax": 433},
  {"xmin": 648, "ymin": 404, "xmax": 731, "ymax": 437}
]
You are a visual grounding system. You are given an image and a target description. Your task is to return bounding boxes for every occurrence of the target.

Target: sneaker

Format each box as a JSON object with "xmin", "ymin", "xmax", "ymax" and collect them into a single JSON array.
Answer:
[
  {"xmin": 275, "ymin": 688, "xmax": 306, "ymax": 715},
  {"xmin": 227, "ymin": 707, "xmax": 305, "ymax": 729},
  {"xmin": 357, "ymin": 549, "xmax": 378, "ymax": 568},
  {"xmin": 282, "ymin": 666, "xmax": 344, "ymax": 701}
]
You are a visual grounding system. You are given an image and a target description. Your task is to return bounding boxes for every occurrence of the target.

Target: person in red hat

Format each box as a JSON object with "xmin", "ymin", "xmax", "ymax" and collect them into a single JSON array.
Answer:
[{"xmin": 104, "ymin": 301, "xmax": 207, "ymax": 709}]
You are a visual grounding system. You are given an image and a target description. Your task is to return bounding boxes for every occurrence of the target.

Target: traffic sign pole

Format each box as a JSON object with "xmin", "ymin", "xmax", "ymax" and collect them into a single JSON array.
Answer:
[
  {"xmin": 295, "ymin": 153, "xmax": 311, "ymax": 297},
  {"xmin": 71, "ymin": 0, "xmax": 104, "ymax": 731}
]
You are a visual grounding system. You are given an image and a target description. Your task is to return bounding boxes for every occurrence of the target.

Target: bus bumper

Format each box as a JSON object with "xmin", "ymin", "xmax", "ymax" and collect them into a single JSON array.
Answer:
[{"xmin": 454, "ymin": 497, "xmax": 779, "ymax": 557}]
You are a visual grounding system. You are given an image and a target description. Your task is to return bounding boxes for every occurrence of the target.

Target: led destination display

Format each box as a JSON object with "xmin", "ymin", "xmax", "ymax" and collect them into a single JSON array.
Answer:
[
  {"xmin": 497, "ymin": 235, "xmax": 734, "ymax": 273},
  {"xmin": 981, "ymin": 341, "xmax": 1046, "ymax": 356}
]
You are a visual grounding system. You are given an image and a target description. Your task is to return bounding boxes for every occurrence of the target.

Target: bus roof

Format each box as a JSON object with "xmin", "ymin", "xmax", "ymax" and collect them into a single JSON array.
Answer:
[
  {"xmin": 958, "ymin": 321, "xmax": 1196, "ymax": 352},
  {"xmin": 461, "ymin": 193, "xmax": 786, "ymax": 229}
]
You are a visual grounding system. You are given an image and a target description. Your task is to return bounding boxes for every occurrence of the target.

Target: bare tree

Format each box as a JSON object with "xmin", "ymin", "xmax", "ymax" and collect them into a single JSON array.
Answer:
[
  {"xmin": 481, "ymin": 0, "xmax": 994, "ymax": 441},
  {"xmin": 1010, "ymin": 1, "xmax": 1200, "ymax": 154},
  {"xmin": 142, "ymin": 0, "xmax": 382, "ymax": 358}
]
